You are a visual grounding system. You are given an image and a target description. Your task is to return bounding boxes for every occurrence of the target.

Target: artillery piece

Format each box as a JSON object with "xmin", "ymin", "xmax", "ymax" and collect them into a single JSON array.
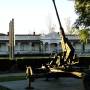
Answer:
[
  {"xmin": 41, "ymin": 0, "xmax": 79, "ymax": 71},
  {"xmin": 25, "ymin": 0, "xmax": 90, "ymax": 89},
  {"xmin": 26, "ymin": 0, "xmax": 82, "ymax": 80}
]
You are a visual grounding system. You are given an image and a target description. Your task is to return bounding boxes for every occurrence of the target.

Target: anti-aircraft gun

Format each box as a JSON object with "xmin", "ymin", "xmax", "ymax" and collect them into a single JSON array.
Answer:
[
  {"xmin": 38, "ymin": 0, "xmax": 79, "ymax": 71},
  {"xmin": 25, "ymin": 1, "xmax": 85, "ymax": 89},
  {"xmin": 33, "ymin": 0, "xmax": 80, "ymax": 77}
]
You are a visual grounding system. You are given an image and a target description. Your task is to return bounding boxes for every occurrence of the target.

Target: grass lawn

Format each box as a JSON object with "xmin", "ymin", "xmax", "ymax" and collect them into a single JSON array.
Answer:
[
  {"xmin": 0, "ymin": 85, "xmax": 11, "ymax": 90},
  {"xmin": 0, "ymin": 76, "xmax": 26, "ymax": 82},
  {"xmin": 0, "ymin": 75, "xmax": 26, "ymax": 90}
]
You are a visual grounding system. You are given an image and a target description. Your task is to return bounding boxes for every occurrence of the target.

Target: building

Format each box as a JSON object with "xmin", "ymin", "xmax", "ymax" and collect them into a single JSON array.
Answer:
[
  {"xmin": 0, "ymin": 31, "xmax": 90, "ymax": 56},
  {"xmin": 0, "ymin": 32, "xmax": 41, "ymax": 55}
]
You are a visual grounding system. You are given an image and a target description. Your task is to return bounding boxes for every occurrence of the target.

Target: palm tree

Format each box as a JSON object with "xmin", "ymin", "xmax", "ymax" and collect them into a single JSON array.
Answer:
[{"xmin": 79, "ymin": 29, "xmax": 89, "ymax": 53}]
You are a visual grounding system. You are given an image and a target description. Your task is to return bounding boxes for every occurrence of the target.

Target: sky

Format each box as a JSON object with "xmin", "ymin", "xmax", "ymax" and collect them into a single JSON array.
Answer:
[{"xmin": 0, "ymin": 0, "xmax": 77, "ymax": 34}]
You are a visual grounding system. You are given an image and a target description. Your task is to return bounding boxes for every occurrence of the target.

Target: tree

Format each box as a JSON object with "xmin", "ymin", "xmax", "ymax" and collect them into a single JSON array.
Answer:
[
  {"xmin": 74, "ymin": 0, "xmax": 90, "ymax": 28},
  {"xmin": 79, "ymin": 29, "xmax": 89, "ymax": 53},
  {"xmin": 46, "ymin": 13, "xmax": 56, "ymax": 33},
  {"xmin": 68, "ymin": 27, "xmax": 79, "ymax": 35},
  {"xmin": 64, "ymin": 17, "xmax": 71, "ymax": 34}
]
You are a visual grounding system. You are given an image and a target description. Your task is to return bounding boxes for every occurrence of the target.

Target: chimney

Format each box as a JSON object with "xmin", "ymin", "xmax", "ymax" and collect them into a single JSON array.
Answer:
[
  {"xmin": 7, "ymin": 32, "xmax": 9, "ymax": 35},
  {"xmin": 33, "ymin": 32, "xmax": 35, "ymax": 35}
]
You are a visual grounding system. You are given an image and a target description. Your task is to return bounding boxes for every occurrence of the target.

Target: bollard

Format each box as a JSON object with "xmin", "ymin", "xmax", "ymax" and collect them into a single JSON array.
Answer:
[
  {"xmin": 26, "ymin": 66, "xmax": 34, "ymax": 89},
  {"xmin": 44, "ymin": 64, "xmax": 51, "ymax": 81}
]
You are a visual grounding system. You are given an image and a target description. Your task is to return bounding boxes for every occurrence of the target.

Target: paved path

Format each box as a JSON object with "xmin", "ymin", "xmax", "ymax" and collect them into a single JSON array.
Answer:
[{"xmin": 0, "ymin": 78, "xmax": 84, "ymax": 90}]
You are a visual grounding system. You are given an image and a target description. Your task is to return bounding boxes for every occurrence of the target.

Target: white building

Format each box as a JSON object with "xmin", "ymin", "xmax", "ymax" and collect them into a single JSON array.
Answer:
[{"xmin": 0, "ymin": 31, "xmax": 90, "ymax": 55}]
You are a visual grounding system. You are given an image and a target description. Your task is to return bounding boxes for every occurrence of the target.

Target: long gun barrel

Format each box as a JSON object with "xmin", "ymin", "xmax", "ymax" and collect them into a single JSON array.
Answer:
[{"xmin": 52, "ymin": 0, "xmax": 65, "ymax": 38}]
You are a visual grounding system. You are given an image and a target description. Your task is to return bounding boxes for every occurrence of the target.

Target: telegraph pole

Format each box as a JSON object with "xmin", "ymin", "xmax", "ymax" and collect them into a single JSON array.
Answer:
[{"xmin": 9, "ymin": 18, "xmax": 15, "ymax": 60}]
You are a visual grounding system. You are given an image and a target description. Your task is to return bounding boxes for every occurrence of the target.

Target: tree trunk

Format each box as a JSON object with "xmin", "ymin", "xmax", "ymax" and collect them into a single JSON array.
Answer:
[{"xmin": 82, "ymin": 43, "xmax": 85, "ymax": 53}]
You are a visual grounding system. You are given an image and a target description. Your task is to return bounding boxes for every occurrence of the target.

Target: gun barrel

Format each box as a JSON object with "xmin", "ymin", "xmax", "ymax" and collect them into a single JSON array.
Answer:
[{"xmin": 52, "ymin": 0, "xmax": 65, "ymax": 37}]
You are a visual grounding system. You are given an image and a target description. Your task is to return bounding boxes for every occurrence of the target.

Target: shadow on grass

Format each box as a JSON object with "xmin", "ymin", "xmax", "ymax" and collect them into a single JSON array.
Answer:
[
  {"xmin": 0, "ymin": 85, "xmax": 11, "ymax": 90},
  {"xmin": 0, "ymin": 76, "xmax": 26, "ymax": 82}
]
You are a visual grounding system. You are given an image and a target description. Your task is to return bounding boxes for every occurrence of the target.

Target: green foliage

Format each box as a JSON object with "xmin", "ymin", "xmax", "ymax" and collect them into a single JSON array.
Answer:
[
  {"xmin": 74, "ymin": 0, "xmax": 90, "ymax": 27},
  {"xmin": 69, "ymin": 27, "xmax": 79, "ymax": 34},
  {"xmin": 0, "ymin": 76, "xmax": 25, "ymax": 82},
  {"xmin": 79, "ymin": 29, "xmax": 89, "ymax": 44}
]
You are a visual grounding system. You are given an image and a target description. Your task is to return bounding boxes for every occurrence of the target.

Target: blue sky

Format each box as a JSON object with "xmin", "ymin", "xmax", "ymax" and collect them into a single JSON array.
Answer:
[{"xmin": 0, "ymin": 0, "xmax": 77, "ymax": 34}]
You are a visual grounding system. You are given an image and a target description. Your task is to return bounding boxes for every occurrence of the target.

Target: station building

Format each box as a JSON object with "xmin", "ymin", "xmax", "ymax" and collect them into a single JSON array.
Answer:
[{"xmin": 0, "ymin": 31, "xmax": 90, "ymax": 56}]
